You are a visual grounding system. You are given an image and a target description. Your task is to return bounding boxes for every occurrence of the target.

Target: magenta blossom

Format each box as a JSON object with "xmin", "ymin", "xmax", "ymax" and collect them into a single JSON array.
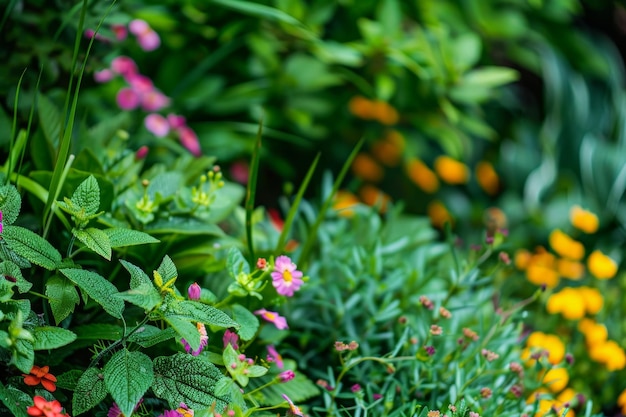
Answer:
[
  {"xmin": 110, "ymin": 56, "xmax": 138, "ymax": 77},
  {"xmin": 116, "ymin": 88, "xmax": 141, "ymax": 110},
  {"xmin": 187, "ymin": 282, "xmax": 201, "ymax": 300},
  {"xmin": 271, "ymin": 255, "xmax": 303, "ymax": 297},
  {"xmin": 181, "ymin": 322, "xmax": 208, "ymax": 356},
  {"xmin": 267, "ymin": 345, "xmax": 284, "ymax": 369},
  {"xmin": 254, "ymin": 309, "xmax": 288, "ymax": 330},
  {"xmin": 140, "ymin": 90, "xmax": 170, "ymax": 112},
  {"xmin": 176, "ymin": 126, "xmax": 201, "ymax": 156},
  {"xmin": 223, "ymin": 329, "xmax": 239, "ymax": 350},
  {"xmin": 94, "ymin": 69, "xmax": 114, "ymax": 83},
  {"xmin": 126, "ymin": 73, "xmax": 154, "ymax": 93},
  {"xmin": 167, "ymin": 113, "xmax": 187, "ymax": 129},
  {"xmin": 111, "ymin": 24, "xmax": 128, "ymax": 41},
  {"xmin": 144, "ymin": 114, "xmax": 170, "ymax": 137},
  {"xmin": 135, "ymin": 146, "xmax": 149, "ymax": 160},
  {"xmin": 279, "ymin": 370, "xmax": 295, "ymax": 382},
  {"xmin": 129, "ymin": 19, "xmax": 161, "ymax": 51}
]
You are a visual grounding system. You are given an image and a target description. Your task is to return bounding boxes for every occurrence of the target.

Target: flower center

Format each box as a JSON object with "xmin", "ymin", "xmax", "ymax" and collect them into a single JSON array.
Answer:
[
  {"xmin": 283, "ymin": 270, "xmax": 293, "ymax": 283},
  {"xmin": 265, "ymin": 312, "xmax": 276, "ymax": 320}
]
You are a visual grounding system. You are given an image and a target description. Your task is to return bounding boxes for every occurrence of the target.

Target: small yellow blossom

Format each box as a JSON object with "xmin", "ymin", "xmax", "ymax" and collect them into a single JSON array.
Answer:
[
  {"xmin": 332, "ymin": 190, "xmax": 360, "ymax": 218},
  {"xmin": 588, "ymin": 340, "xmax": 626, "ymax": 371},
  {"xmin": 617, "ymin": 388, "xmax": 626, "ymax": 415},
  {"xmin": 587, "ymin": 250, "xmax": 618, "ymax": 279},
  {"xmin": 514, "ymin": 249, "xmax": 531, "ymax": 270},
  {"xmin": 370, "ymin": 130, "xmax": 404, "ymax": 166},
  {"xmin": 434, "ymin": 156, "xmax": 470, "ymax": 184},
  {"xmin": 546, "ymin": 288, "xmax": 585, "ymax": 320},
  {"xmin": 525, "ymin": 263, "xmax": 560, "ymax": 288},
  {"xmin": 578, "ymin": 286, "xmax": 603, "ymax": 315},
  {"xmin": 525, "ymin": 331, "xmax": 565, "ymax": 365},
  {"xmin": 549, "ymin": 229, "xmax": 584, "ymax": 260},
  {"xmin": 358, "ymin": 185, "xmax": 390, "ymax": 213},
  {"xmin": 557, "ymin": 258, "xmax": 585, "ymax": 280},
  {"xmin": 570, "ymin": 205, "xmax": 599, "ymax": 233},
  {"xmin": 542, "ymin": 367, "xmax": 569, "ymax": 393},
  {"xmin": 578, "ymin": 319, "xmax": 607, "ymax": 346}
]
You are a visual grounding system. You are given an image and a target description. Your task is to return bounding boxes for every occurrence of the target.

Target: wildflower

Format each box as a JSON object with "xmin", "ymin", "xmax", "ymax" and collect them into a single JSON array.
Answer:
[
  {"xmin": 187, "ymin": 282, "xmax": 201, "ymax": 300},
  {"xmin": 618, "ymin": 388, "xmax": 626, "ymax": 415},
  {"xmin": 351, "ymin": 384, "xmax": 361, "ymax": 393},
  {"xmin": 463, "ymin": 328, "xmax": 479, "ymax": 341},
  {"xmin": 348, "ymin": 341, "xmax": 359, "ymax": 350},
  {"xmin": 434, "ymin": 156, "xmax": 469, "ymax": 184},
  {"xmin": 439, "ymin": 306, "xmax": 452, "ymax": 319},
  {"xmin": 135, "ymin": 146, "xmax": 149, "ymax": 160},
  {"xmin": 427, "ymin": 411, "xmax": 441, "ymax": 417},
  {"xmin": 499, "ymin": 251, "xmax": 511, "ymax": 265},
  {"xmin": 116, "ymin": 87, "xmax": 141, "ymax": 110},
  {"xmin": 509, "ymin": 362, "xmax": 523, "ymax": 375},
  {"xmin": 578, "ymin": 318, "xmax": 608, "ymax": 346},
  {"xmin": 510, "ymin": 384, "xmax": 523, "ymax": 398},
  {"xmin": 546, "ymin": 288, "xmax": 585, "ymax": 320},
  {"xmin": 371, "ymin": 100, "xmax": 399, "ymax": 125},
  {"xmin": 141, "ymin": 90, "xmax": 171, "ymax": 112},
  {"xmin": 144, "ymin": 113, "xmax": 170, "ymax": 137},
  {"xmin": 278, "ymin": 370, "xmax": 295, "ymax": 382},
  {"xmin": 358, "ymin": 185, "xmax": 391, "ymax": 213},
  {"xmin": 267, "ymin": 345, "xmax": 284, "ymax": 368},
  {"xmin": 542, "ymin": 367, "xmax": 569, "ymax": 393},
  {"xmin": 405, "ymin": 158, "xmax": 439, "ymax": 193},
  {"xmin": 176, "ymin": 126, "xmax": 202, "ymax": 157},
  {"xmin": 469, "ymin": 413, "xmax": 480, "ymax": 417},
  {"xmin": 256, "ymin": 258, "xmax": 267, "ymax": 270},
  {"xmin": 126, "ymin": 73, "xmax": 154, "ymax": 93},
  {"xmin": 110, "ymin": 23, "xmax": 127, "ymax": 41},
  {"xmin": 94, "ymin": 69, "xmax": 114, "ymax": 83},
  {"xmin": 578, "ymin": 286, "xmax": 603, "ymax": 314},
  {"xmin": 110, "ymin": 56, "xmax": 138, "ymax": 77},
  {"xmin": 334, "ymin": 341, "xmax": 349, "ymax": 351},
  {"xmin": 181, "ymin": 322, "xmax": 208, "ymax": 356},
  {"xmin": 27, "ymin": 396, "xmax": 69, "ymax": 417},
  {"xmin": 480, "ymin": 387, "xmax": 492, "ymax": 399},
  {"xmin": 373, "ymin": 393, "xmax": 383, "ymax": 400},
  {"xmin": 223, "ymin": 329, "xmax": 239, "ymax": 351},
  {"xmin": 175, "ymin": 403, "xmax": 194, "ymax": 417},
  {"xmin": 587, "ymin": 250, "xmax": 618, "ymax": 279},
  {"xmin": 565, "ymin": 353, "xmax": 574, "ymax": 365},
  {"xmin": 23, "ymin": 365, "xmax": 57, "ymax": 392},
  {"xmin": 332, "ymin": 190, "xmax": 360, "ymax": 217},
  {"xmin": 523, "ymin": 331, "xmax": 565, "ymax": 365},
  {"xmin": 254, "ymin": 309, "xmax": 288, "ymax": 329},
  {"xmin": 476, "ymin": 160, "xmax": 499, "ymax": 195},
  {"xmin": 588, "ymin": 339, "xmax": 626, "ymax": 371},
  {"xmin": 514, "ymin": 249, "xmax": 531, "ymax": 270},
  {"xmin": 282, "ymin": 394, "xmax": 303, "ymax": 417},
  {"xmin": 129, "ymin": 19, "xmax": 161, "ymax": 51},
  {"xmin": 424, "ymin": 345, "xmax": 436, "ymax": 356},
  {"xmin": 481, "ymin": 349, "xmax": 499, "ymax": 361},
  {"xmin": 448, "ymin": 405, "xmax": 457, "ymax": 413},
  {"xmin": 419, "ymin": 295, "xmax": 434, "ymax": 310},
  {"xmin": 371, "ymin": 130, "xmax": 404, "ymax": 166},
  {"xmin": 430, "ymin": 325, "xmax": 442, "ymax": 336},
  {"xmin": 108, "ymin": 402, "xmax": 122, "ymax": 417},
  {"xmin": 556, "ymin": 258, "xmax": 585, "ymax": 280},
  {"xmin": 570, "ymin": 205, "xmax": 599, "ymax": 233},
  {"xmin": 427, "ymin": 200, "xmax": 453, "ymax": 228},
  {"xmin": 549, "ymin": 229, "xmax": 584, "ymax": 260},
  {"xmin": 351, "ymin": 153, "xmax": 384, "ymax": 182},
  {"xmin": 271, "ymin": 255, "xmax": 304, "ymax": 297}
]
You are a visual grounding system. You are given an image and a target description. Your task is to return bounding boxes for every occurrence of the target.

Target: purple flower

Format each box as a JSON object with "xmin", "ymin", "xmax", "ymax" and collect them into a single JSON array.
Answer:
[
  {"xmin": 135, "ymin": 146, "xmax": 149, "ymax": 160},
  {"xmin": 181, "ymin": 323, "xmax": 208, "ymax": 356},
  {"xmin": 94, "ymin": 69, "xmax": 114, "ymax": 83},
  {"xmin": 129, "ymin": 19, "xmax": 160, "ymax": 51},
  {"xmin": 140, "ymin": 90, "xmax": 170, "ymax": 112},
  {"xmin": 271, "ymin": 255, "xmax": 304, "ymax": 297},
  {"xmin": 111, "ymin": 24, "xmax": 128, "ymax": 41},
  {"xmin": 267, "ymin": 345, "xmax": 284, "ymax": 369},
  {"xmin": 223, "ymin": 329, "xmax": 239, "ymax": 350},
  {"xmin": 110, "ymin": 56, "xmax": 138, "ymax": 77}
]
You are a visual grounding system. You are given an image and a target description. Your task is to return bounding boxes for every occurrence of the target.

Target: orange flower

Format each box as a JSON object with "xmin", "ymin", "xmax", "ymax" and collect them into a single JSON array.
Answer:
[
  {"xmin": 332, "ymin": 190, "xmax": 360, "ymax": 217},
  {"xmin": 370, "ymin": 130, "xmax": 405, "ymax": 166},
  {"xmin": 618, "ymin": 388, "xmax": 626, "ymax": 415},
  {"xmin": 427, "ymin": 200, "xmax": 453, "ymax": 228},
  {"xmin": 514, "ymin": 249, "xmax": 531, "ymax": 270},
  {"xmin": 351, "ymin": 153, "xmax": 384, "ymax": 182},
  {"xmin": 23, "ymin": 365, "xmax": 57, "ymax": 392},
  {"xmin": 405, "ymin": 158, "xmax": 439, "ymax": 193},
  {"xmin": 348, "ymin": 96, "xmax": 375, "ymax": 119},
  {"xmin": 587, "ymin": 250, "xmax": 618, "ymax": 279},
  {"xmin": 570, "ymin": 205, "xmax": 599, "ymax": 233},
  {"xmin": 525, "ymin": 263, "xmax": 560, "ymax": 288},
  {"xmin": 549, "ymin": 229, "xmax": 584, "ymax": 260},
  {"xmin": 27, "ymin": 396, "xmax": 68, "ymax": 417},
  {"xmin": 358, "ymin": 185, "xmax": 390, "ymax": 213},
  {"xmin": 475, "ymin": 161, "xmax": 500, "ymax": 195},
  {"xmin": 433, "ymin": 156, "xmax": 469, "ymax": 184},
  {"xmin": 371, "ymin": 100, "xmax": 399, "ymax": 125},
  {"xmin": 557, "ymin": 258, "xmax": 585, "ymax": 280}
]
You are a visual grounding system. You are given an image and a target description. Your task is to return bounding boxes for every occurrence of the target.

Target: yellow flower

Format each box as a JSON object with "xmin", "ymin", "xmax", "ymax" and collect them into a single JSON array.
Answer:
[
  {"xmin": 542, "ymin": 367, "xmax": 569, "ymax": 393},
  {"xmin": 526, "ymin": 263, "xmax": 560, "ymax": 288},
  {"xmin": 570, "ymin": 205, "xmax": 599, "ymax": 233},
  {"xmin": 434, "ymin": 156, "xmax": 470, "ymax": 184},
  {"xmin": 351, "ymin": 153, "xmax": 384, "ymax": 183},
  {"xmin": 526, "ymin": 389, "xmax": 555, "ymax": 417},
  {"xmin": 578, "ymin": 319, "xmax": 607, "ymax": 347},
  {"xmin": 587, "ymin": 250, "xmax": 618, "ymax": 279},
  {"xmin": 405, "ymin": 158, "xmax": 439, "ymax": 193},
  {"xmin": 546, "ymin": 288, "xmax": 585, "ymax": 320},
  {"xmin": 475, "ymin": 161, "xmax": 500, "ymax": 195},
  {"xmin": 618, "ymin": 388, "xmax": 626, "ymax": 415},
  {"xmin": 427, "ymin": 200, "xmax": 453, "ymax": 229},
  {"xmin": 555, "ymin": 388, "xmax": 577, "ymax": 417},
  {"xmin": 549, "ymin": 229, "xmax": 584, "ymax": 260},
  {"xmin": 514, "ymin": 249, "xmax": 531, "ymax": 270},
  {"xmin": 578, "ymin": 286, "xmax": 603, "ymax": 315},
  {"xmin": 556, "ymin": 258, "xmax": 585, "ymax": 280},
  {"xmin": 525, "ymin": 331, "xmax": 565, "ymax": 365},
  {"xmin": 332, "ymin": 190, "xmax": 360, "ymax": 218},
  {"xmin": 588, "ymin": 340, "xmax": 626, "ymax": 371}
]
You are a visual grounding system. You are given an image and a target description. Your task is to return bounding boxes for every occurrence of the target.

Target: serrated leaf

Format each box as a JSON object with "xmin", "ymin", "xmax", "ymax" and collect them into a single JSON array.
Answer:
[
  {"xmin": 128, "ymin": 326, "xmax": 176, "ymax": 348},
  {"xmin": 73, "ymin": 228, "xmax": 111, "ymax": 260},
  {"xmin": 0, "ymin": 185, "xmax": 21, "ymax": 225},
  {"xmin": 120, "ymin": 259, "xmax": 152, "ymax": 289},
  {"xmin": 32, "ymin": 326, "xmax": 77, "ymax": 350},
  {"xmin": 2, "ymin": 225, "xmax": 61, "ymax": 270},
  {"xmin": 230, "ymin": 304, "xmax": 259, "ymax": 341},
  {"xmin": 173, "ymin": 301, "xmax": 239, "ymax": 329},
  {"xmin": 104, "ymin": 228, "xmax": 159, "ymax": 248},
  {"xmin": 0, "ymin": 261, "xmax": 31, "ymax": 293},
  {"xmin": 46, "ymin": 275, "xmax": 80, "ymax": 325},
  {"xmin": 71, "ymin": 175, "xmax": 100, "ymax": 216},
  {"xmin": 60, "ymin": 269, "xmax": 124, "ymax": 319},
  {"xmin": 55, "ymin": 369, "xmax": 84, "ymax": 390},
  {"xmin": 152, "ymin": 353, "xmax": 230, "ymax": 411},
  {"xmin": 73, "ymin": 367, "xmax": 107, "ymax": 416},
  {"xmin": 14, "ymin": 339, "xmax": 34, "ymax": 373},
  {"xmin": 0, "ymin": 380, "xmax": 30, "ymax": 417},
  {"xmin": 164, "ymin": 315, "xmax": 201, "ymax": 351},
  {"xmin": 157, "ymin": 255, "xmax": 178, "ymax": 282},
  {"xmin": 104, "ymin": 349, "xmax": 154, "ymax": 417},
  {"xmin": 115, "ymin": 283, "xmax": 161, "ymax": 311},
  {"xmin": 0, "ymin": 239, "xmax": 31, "ymax": 268},
  {"xmin": 227, "ymin": 247, "xmax": 249, "ymax": 279}
]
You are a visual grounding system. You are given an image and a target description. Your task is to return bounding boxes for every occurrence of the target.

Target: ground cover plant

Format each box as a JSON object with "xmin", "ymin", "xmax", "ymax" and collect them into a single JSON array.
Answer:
[{"xmin": 1, "ymin": 0, "xmax": 626, "ymax": 416}]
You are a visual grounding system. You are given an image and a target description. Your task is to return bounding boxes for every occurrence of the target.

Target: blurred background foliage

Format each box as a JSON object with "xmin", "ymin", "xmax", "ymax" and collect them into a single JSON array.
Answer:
[{"xmin": 3, "ymin": 0, "xmax": 626, "ymax": 414}]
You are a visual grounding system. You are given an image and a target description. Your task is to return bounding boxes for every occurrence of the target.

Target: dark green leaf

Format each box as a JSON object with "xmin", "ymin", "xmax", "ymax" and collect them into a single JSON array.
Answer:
[
  {"xmin": 73, "ymin": 367, "xmax": 107, "ymax": 416},
  {"xmin": 230, "ymin": 304, "xmax": 258, "ymax": 341},
  {"xmin": 3, "ymin": 225, "xmax": 62, "ymax": 270},
  {"xmin": 32, "ymin": 326, "xmax": 77, "ymax": 350},
  {"xmin": 105, "ymin": 228, "xmax": 159, "ymax": 248},
  {"xmin": 119, "ymin": 259, "xmax": 152, "ymax": 289},
  {"xmin": 73, "ymin": 227, "xmax": 111, "ymax": 260},
  {"xmin": 71, "ymin": 174, "xmax": 100, "ymax": 216},
  {"xmin": 0, "ymin": 184, "xmax": 21, "ymax": 225},
  {"xmin": 0, "ymin": 261, "xmax": 30, "ymax": 293},
  {"xmin": 227, "ymin": 247, "xmax": 249, "ymax": 279},
  {"xmin": 163, "ymin": 315, "xmax": 200, "ymax": 351},
  {"xmin": 128, "ymin": 326, "xmax": 176, "ymax": 348},
  {"xmin": 45, "ymin": 275, "xmax": 79, "ymax": 325},
  {"xmin": 157, "ymin": 255, "xmax": 178, "ymax": 282},
  {"xmin": 60, "ymin": 268, "xmax": 124, "ymax": 319},
  {"xmin": 104, "ymin": 349, "xmax": 154, "ymax": 417},
  {"xmin": 0, "ymin": 380, "xmax": 30, "ymax": 417},
  {"xmin": 173, "ymin": 301, "xmax": 239, "ymax": 329},
  {"xmin": 115, "ymin": 283, "xmax": 161, "ymax": 311}
]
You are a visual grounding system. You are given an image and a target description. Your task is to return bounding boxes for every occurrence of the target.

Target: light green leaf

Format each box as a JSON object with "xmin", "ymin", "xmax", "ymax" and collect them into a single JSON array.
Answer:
[
  {"xmin": 173, "ymin": 301, "xmax": 239, "ymax": 329},
  {"xmin": 227, "ymin": 247, "xmax": 249, "ymax": 278},
  {"xmin": 73, "ymin": 367, "xmax": 107, "ymax": 416},
  {"xmin": 230, "ymin": 304, "xmax": 258, "ymax": 341},
  {"xmin": 73, "ymin": 324, "xmax": 123, "ymax": 341},
  {"xmin": 73, "ymin": 227, "xmax": 111, "ymax": 260},
  {"xmin": 37, "ymin": 93, "xmax": 62, "ymax": 150},
  {"xmin": 0, "ymin": 261, "xmax": 31, "ymax": 293},
  {"xmin": 157, "ymin": 255, "xmax": 178, "ymax": 282},
  {"xmin": 115, "ymin": 283, "xmax": 161, "ymax": 311},
  {"xmin": 0, "ymin": 380, "xmax": 30, "ymax": 417},
  {"xmin": 246, "ymin": 365, "xmax": 268, "ymax": 378},
  {"xmin": 146, "ymin": 218, "xmax": 225, "ymax": 236},
  {"xmin": 32, "ymin": 326, "xmax": 77, "ymax": 350},
  {"xmin": 45, "ymin": 275, "xmax": 80, "ymax": 325},
  {"xmin": 164, "ymin": 315, "xmax": 201, "ymax": 351},
  {"xmin": 0, "ymin": 184, "xmax": 21, "ymax": 225},
  {"xmin": 14, "ymin": 339, "xmax": 34, "ymax": 373},
  {"xmin": 152, "ymin": 353, "xmax": 230, "ymax": 411},
  {"xmin": 128, "ymin": 326, "xmax": 177, "ymax": 348},
  {"xmin": 119, "ymin": 259, "xmax": 152, "ymax": 289},
  {"xmin": 2, "ymin": 225, "xmax": 62, "ymax": 270},
  {"xmin": 60, "ymin": 269, "xmax": 124, "ymax": 319},
  {"xmin": 104, "ymin": 228, "xmax": 159, "ymax": 248},
  {"xmin": 104, "ymin": 349, "xmax": 154, "ymax": 417},
  {"xmin": 71, "ymin": 175, "xmax": 100, "ymax": 216}
]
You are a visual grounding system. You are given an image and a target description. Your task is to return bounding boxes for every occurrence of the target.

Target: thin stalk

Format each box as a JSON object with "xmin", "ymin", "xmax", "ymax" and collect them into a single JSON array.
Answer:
[{"xmin": 245, "ymin": 120, "xmax": 263, "ymax": 265}]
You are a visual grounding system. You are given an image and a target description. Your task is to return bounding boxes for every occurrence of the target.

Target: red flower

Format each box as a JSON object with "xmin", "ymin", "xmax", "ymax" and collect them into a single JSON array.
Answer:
[
  {"xmin": 23, "ymin": 366, "xmax": 57, "ymax": 392},
  {"xmin": 26, "ymin": 396, "xmax": 69, "ymax": 417}
]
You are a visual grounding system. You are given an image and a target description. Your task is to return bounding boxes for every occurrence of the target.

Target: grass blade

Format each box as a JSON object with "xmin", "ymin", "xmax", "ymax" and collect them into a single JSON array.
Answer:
[{"xmin": 245, "ymin": 120, "xmax": 263, "ymax": 264}]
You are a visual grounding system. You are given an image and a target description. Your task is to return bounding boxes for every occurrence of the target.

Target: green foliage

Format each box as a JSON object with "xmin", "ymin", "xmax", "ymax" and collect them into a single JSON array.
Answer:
[
  {"xmin": 2, "ymin": 225, "xmax": 61, "ymax": 270},
  {"xmin": 60, "ymin": 268, "xmax": 125, "ymax": 319},
  {"xmin": 104, "ymin": 349, "xmax": 154, "ymax": 417},
  {"xmin": 73, "ymin": 367, "xmax": 107, "ymax": 416}
]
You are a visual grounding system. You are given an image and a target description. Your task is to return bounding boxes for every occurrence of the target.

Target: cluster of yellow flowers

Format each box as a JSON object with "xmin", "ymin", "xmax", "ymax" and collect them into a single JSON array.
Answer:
[{"xmin": 578, "ymin": 318, "xmax": 626, "ymax": 371}]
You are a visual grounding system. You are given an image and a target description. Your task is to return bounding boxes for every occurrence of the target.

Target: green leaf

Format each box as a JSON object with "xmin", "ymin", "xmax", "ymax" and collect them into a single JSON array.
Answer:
[
  {"xmin": 60, "ymin": 268, "xmax": 124, "ymax": 319},
  {"xmin": 230, "ymin": 304, "xmax": 258, "ymax": 341},
  {"xmin": 0, "ymin": 261, "xmax": 31, "ymax": 293},
  {"xmin": 152, "ymin": 353, "xmax": 230, "ymax": 411},
  {"xmin": 32, "ymin": 326, "xmax": 77, "ymax": 350},
  {"xmin": 128, "ymin": 326, "xmax": 176, "ymax": 348},
  {"xmin": 157, "ymin": 255, "xmax": 178, "ymax": 282},
  {"xmin": 147, "ymin": 172, "xmax": 184, "ymax": 200},
  {"xmin": 73, "ymin": 227, "xmax": 111, "ymax": 260},
  {"xmin": 14, "ymin": 339, "xmax": 34, "ymax": 373},
  {"xmin": 73, "ymin": 367, "xmax": 107, "ymax": 416},
  {"xmin": 37, "ymin": 93, "xmax": 62, "ymax": 151},
  {"xmin": 115, "ymin": 283, "xmax": 161, "ymax": 311},
  {"xmin": 73, "ymin": 323, "xmax": 123, "ymax": 341},
  {"xmin": 104, "ymin": 228, "xmax": 159, "ymax": 248},
  {"xmin": 55, "ymin": 369, "xmax": 84, "ymax": 390},
  {"xmin": 146, "ymin": 218, "xmax": 225, "ymax": 236},
  {"xmin": 119, "ymin": 259, "xmax": 152, "ymax": 289},
  {"xmin": 0, "ymin": 380, "xmax": 30, "ymax": 417},
  {"xmin": 164, "ymin": 315, "xmax": 201, "ymax": 351},
  {"xmin": 71, "ymin": 175, "xmax": 100, "ymax": 216},
  {"xmin": 2, "ymin": 225, "xmax": 61, "ymax": 270},
  {"xmin": 46, "ymin": 275, "xmax": 80, "ymax": 325},
  {"xmin": 173, "ymin": 301, "xmax": 240, "ymax": 329},
  {"xmin": 227, "ymin": 247, "xmax": 249, "ymax": 279},
  {"xmin": 104, "ymin": 349, "xmax": 154, "ymax": 417},
  {"xmin": 0, "ymin": 184, "xmax": 21, "ymax": 225}
]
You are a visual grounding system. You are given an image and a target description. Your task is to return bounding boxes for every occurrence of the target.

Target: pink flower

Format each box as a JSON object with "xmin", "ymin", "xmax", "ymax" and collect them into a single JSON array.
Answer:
[
  {"xmin": 267, "ymin": 345, "xmax": 284, "ymax": 369},
  {"xmin": 128, "ymin": 19, "xmax": 150, "ymax": 35},
  {"xmin": 229, "ymin": 161, "xmax": 250, "ymax": 184},
  {"xmin": 176, "ymin": 126, "xmax": 202, "ymax": 156},
  {"xmin": 254, "ymin": 309, "xmax": 288, "ymax": 330},
  {"xmin": 279, "ymin": 370, "xmax": 295, "ymax": 382},
  {"xmin": 126, "ymin": 73, "xmax": 154, "ymax": 93},
  {"xmin": 271, "ymin": 255, "xmax": 303, "ymax": 297},
  {"xmin": 223, "ymin": 329, "xmax": 239, "ymax": 350},
  {"xmin": 181, "ymin": 323, "xmax": 208, "ymax": 356},
  {"xmin": 135, "ymin": 146, "xmax": 149, "ymax": 160},
  {"xmin": 167, "ymin": 113, "xmax": 186, "ymax": 129},
  {"xmin": 144, "ymin": 114, "xmax": 170, "ymax": 137},
  {"xmin": 188, "ymin": 282, "xmax": 201, "ymax": 300},
  {"xmin": 94, "ymin": 69, "xmax": 114, "ymax": 83},
  {"xmin": 111, "ymin": 24, "xmax": 128, "ymax": 41},
  {"xmin": 108, "ymin": 402, "xmax": 123, "ymax": 417},
  {"xmin": 351, "ymin": 384, "xmax": 361, "ymax": 393},
  {"xmin": 140, "ymin": 90, "xmax": 170, "ymax": 112},
  {"xmin": 129, "ymin": 19, "xmax": 160, "ymax": 51},
  {"xmin": 116, "ymin": 87, "xmax": 141, "ymax": 110},
  {"xmin": 84, "ymin": 29, "xmax": 108, "ymax": 42},
  {"xmin": 110, "ymin": 56, "xmax": 138, "ymax": 77}
]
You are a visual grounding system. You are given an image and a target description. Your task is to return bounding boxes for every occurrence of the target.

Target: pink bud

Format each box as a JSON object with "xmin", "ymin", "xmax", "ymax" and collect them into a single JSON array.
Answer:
[
  {"xmin": 177, "ymin": 126, "xmax": 202, "ymax": 156},
  {"xmin": 94, "ymin": 69, "xmax": 114, "ymax": 83},
  {"xmin": 111, "ymin": 24, "xmax": 128, "ymax": 41},
  {"xmin": 187, "ymin": 282, "xmax": 201, "ymax": 300},
  {"xmin": 279, "ymin": 370, "xmax": 295, "ymax": 382},
  {"xmin": 135, "ymin": 146, "xmax": 149, "ymax": 160}
]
